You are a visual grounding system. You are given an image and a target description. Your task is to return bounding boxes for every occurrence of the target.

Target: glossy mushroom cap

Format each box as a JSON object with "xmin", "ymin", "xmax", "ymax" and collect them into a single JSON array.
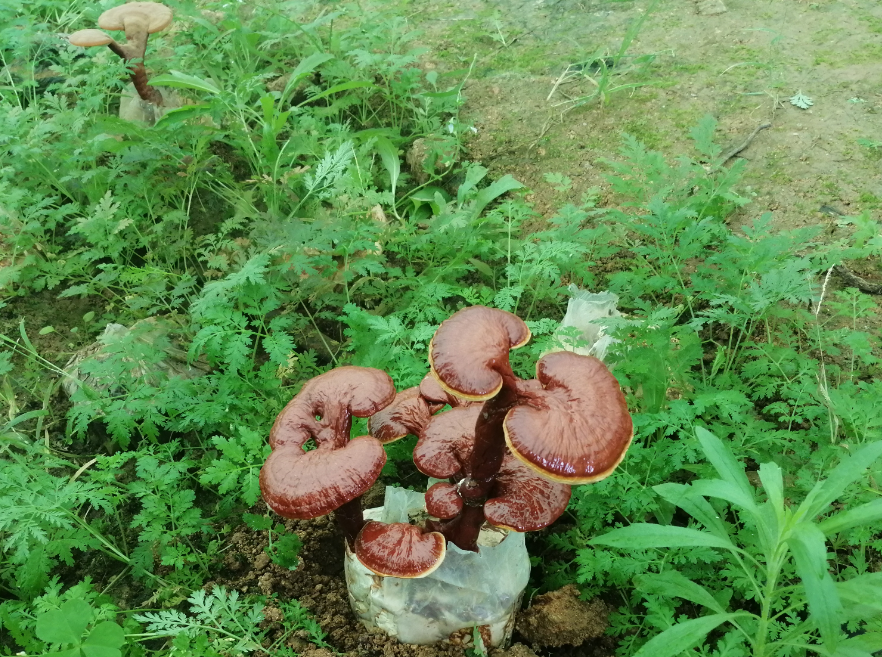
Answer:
[
  {"xmin": 260, "ymin": 367, "xmax": 396, "ymax": 519},
  {"xmin": 368, "ymin": 386, "xmax": 432, "ymax": 443},
  {"xmin": 504, "ymin": 351, "xmax": 633, "ymax": 484},
  {"xmin": 270, "ymin": 366, "xmax": 395, "ymax": 449},
  {"xmin": 413, "ymin": 405, "xmax": 482, "ymax": 478},
  {"xmin": 425, "ymin": 482, "xmax": 464, "ymax": 520},
  {"xmin": 68, "ymin": 29, "xmax": 114, "ymax": 47},
  {"xmin": 98, "ymin": 2, "xmax": 173, "ymax": 33},
  {"xmin": 484, "ymin": 452, "xmax": 571, "ymax": 531},
  {"xmin": 418, "ymin": 373, "xmax": 461, "ymax": 409},
  {"xmin": 355, "ymin": 521, "xmax": 446, "ymax": 578},
  {"xmin": 429, "ymin": 306, "xmax": 530, "ymax": 401}
]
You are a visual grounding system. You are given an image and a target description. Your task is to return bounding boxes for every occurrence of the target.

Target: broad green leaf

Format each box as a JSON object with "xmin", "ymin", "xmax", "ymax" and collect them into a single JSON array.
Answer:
[
  {"xmin": 468, "ymin": 258, "xmax": 494, "ymax": 278},
  {"xmin": 787, "ymin": 523, "xmax": 842, "ymax": 650},
  {"xmin": 149, "ymin": 71, "xmax": 221, "ymax": 95},
  {"xmin": 469, "ymin": 174, "xmax": 523, "ymax": 221},
  {"xmin": 297, "ymin": 80, "xmax": 375, "ymax": 106},
  {"xmin": 81, "ymin": 620, "xmax": 125, "ymax": 657},
  {"xmin": 695, "ymin": 427, "xmax": 753, "ymax": 497},
  {"xmin": 154, "ymin": 103, "xmax": 213, "ymax": 128},
  {"xmin": 758, "ymin": 461, "xmax": 785, "ymax": 513},
  {"xmin": 635, "ymin": 570, "xmax": 726, "ymax": 613},
  {"xmin": 799, "ymin": 442, "xmax": 882, "ymax": 521},
  {"xmin": 35, "ymin": 599, "xmax": 92, "ymax": 644},
  {"xmin": 819, "ymin": 499, "xmax": 882, "ymax": 536},
  {"xmin": 653, "ymin": 482, "xmax": 729, "ymax": 538},
  {"xmin": 632, "ymin": 614, "xmax": 738, "ymax": 657},
  {"xmin": 832, "ymin": 632, "xmax": 882, "ymax": 657},
  {"xmin": 286, "ymin": 52, "xmax": 334, "ymax": 91},
  {"xmin": 591, "ymin": 524, "xmax": 737, "ymax": 551},
  {"xmin": 374, "ymin": 137, "xmax": 401, "ymax": 200},
  {"xmin": 690, "ymin": 479, "xmax": 758, "ymax": 514},
  {"xmin": 837, "ymin": 573, "xmax": 882, "ymax": 617}
]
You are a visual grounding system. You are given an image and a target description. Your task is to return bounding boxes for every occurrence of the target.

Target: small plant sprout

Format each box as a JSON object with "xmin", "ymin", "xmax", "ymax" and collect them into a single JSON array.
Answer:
[
  {"xmin": 260, "ymin": 306, "xmax": 633, "ymax": 585},
  {"xmin": 789, "ymin": 90, "xmax": 814, "ymax": 109},
  {"xmin": 68, "ymin": 2, "xmax": 172, "ymax": 106}
]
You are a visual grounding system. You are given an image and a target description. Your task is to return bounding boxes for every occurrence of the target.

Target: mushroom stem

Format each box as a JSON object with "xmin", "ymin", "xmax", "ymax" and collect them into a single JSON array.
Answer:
[
  {"xmin": 126, "ymin": 58, "xmax": 164, "ymax": 105},
  {"xmin": 439, "ymin": 370, "xmax": 521, "ymax": 552},
  {"xmin": 102, "ymin": 17, "xmax": 163, "ymax": 105},
  {"xmin": 430, "ymin": 504, "xmax": 486, "ymax": 552},
  {"xmin": 335, "ymin": 496, "xmax": 367, "ymax": 546}
]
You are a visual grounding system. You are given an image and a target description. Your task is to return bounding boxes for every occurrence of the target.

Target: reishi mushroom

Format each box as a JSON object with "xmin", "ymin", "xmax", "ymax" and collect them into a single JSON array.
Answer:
[
  {"xmin": 260, "ymin": 366, "xmax": 447, "ymax": 578},
  {"xmin": 260, "ymin": 366, "xmax": 395, "ymax": 544},
  {"xmin": 68, "ymin": 2, "xmax": 172, "ymax": 105},
  {"xmin": 261, "ymin": 305, "xmax": 632, "ymax": 583}
]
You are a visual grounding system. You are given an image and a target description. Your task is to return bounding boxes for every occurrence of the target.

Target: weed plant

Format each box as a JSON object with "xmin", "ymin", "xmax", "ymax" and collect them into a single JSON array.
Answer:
[{"xmin": 0, "ymin": 0, "xmax": 881, "ymax": 655}]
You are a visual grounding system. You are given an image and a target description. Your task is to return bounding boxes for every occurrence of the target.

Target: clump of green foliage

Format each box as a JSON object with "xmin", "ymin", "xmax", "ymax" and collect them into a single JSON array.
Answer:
[{"xmin": 1, "ymin": 0, "xmax": 881, "ymax": 654}]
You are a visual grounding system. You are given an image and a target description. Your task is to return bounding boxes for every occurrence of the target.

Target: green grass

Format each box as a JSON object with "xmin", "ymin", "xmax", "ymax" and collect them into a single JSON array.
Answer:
[{"xmin": 1, "ymin": 0, "xmax": 881, "ymax": 655}]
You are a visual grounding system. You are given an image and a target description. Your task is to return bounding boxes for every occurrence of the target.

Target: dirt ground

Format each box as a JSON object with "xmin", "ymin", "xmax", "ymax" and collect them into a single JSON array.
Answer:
[
  {"xmin": 395, "ymin": 0, "xmax": 882, "ymax": 240},
  {"xmin": 215, "ymin": 496, "xmax": 615, "ymax": 657}
]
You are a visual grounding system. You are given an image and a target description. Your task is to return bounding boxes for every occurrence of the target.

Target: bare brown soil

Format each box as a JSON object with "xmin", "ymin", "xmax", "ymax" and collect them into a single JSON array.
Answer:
[
  {"xmin": 398, "ymin": 0, "xmax": 882, "ymax": 239},
  {"xmin": 212, "ymin": 500, "xmax": 613, "ymax": 657}
]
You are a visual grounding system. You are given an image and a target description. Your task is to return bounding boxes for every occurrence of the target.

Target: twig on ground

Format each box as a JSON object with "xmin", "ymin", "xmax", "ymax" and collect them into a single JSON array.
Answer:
[
  {"xmin": 719, "ymin": 122, "xmax": 772, "ymax": 165},
  {"xmin": 833, "ymin": 264, "xmax": 882, "ymax": 295}
]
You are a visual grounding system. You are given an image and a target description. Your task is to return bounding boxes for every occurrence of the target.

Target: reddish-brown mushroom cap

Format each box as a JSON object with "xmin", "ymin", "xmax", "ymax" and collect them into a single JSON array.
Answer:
[
  {"xmin": 413, "ymin": 405, "xmax": 482, "ymax": 478},
  {"xmin": 260, "ymin": 436, "xmax": 386, "ymax": 519},
  {"xmin": 68, "ymin": 29, "xmax": 115, "ymax": 47},
  {"xmin": 504, "ymin": 351, "xmax": 633, "ymax": 484},
  {"xmin": 419, "ymin": 373, "xmax": 460, "ymax": 410},
  {"xmin": 270, "ymin": 366, "xmax": 395, "ymax": 449},
  {"xmin": 425, "ymin": 482, "xmax": 464, "ymax": 519},
  {"xmin": 368, "ymin": 386, "xmax": 432, "ymax": 443},
  {"xmin": 355, "ymin": 521, "xmax": 446, "ymax": 578},
  {"xmin": 261, "ymin": 366, "xmax": 396, "ymax": 520},
  {"xmin": 98, "ymin": 2, "xmax": 173, "ymax": 33},
  {"xmin": 484, "ymin": 452, "xmax": 571, "ymax": 531},
  {"xmin": 429, "ymin": 306, "xmax": 530, "ymax": 401}
]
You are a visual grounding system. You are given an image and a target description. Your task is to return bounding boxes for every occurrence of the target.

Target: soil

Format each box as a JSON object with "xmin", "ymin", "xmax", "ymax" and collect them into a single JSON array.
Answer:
[
  {"xmin": 393, "ymin": 0, "xmax": 882, "ymax": 242},
  {"xmin": 213, "ymin": 500, "xmax": 613, "ymax": 657}
]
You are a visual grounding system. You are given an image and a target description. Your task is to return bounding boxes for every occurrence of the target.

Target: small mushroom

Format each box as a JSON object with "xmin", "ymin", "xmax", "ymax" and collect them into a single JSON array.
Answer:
[
  {"xmin": 413, "ymin": 404, "xmax": 481, "ymax": 479},
  {"xmin": 68, "ymin": 2, "xmax": 172, "ymax": 105},
  {"xmin": 484, "ymin": 453, "xmax": 571, "ymax": 532},
  {"xmin": 504, "ymin": 351, "xmax": 633, "ymax": 483},
  {"xmin": 368, "ymin": 386, "xmax": 434, "ymax": 443},
  {"xmin": 425, "ymin": 482, "xmax": 464, "ymax": 520},
  {"xmin": 260, "ymin": 366, "xmax": 396, "ymax": 544},
  {"xmin": 354, "ymin": 521, "xmax": 446, "ymax": 578}
]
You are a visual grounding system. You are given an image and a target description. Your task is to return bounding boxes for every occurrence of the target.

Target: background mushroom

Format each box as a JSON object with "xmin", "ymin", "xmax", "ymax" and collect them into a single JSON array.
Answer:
[{"xmin": 68, "ymin": 2, "xmax": 172, "ymax": 105}]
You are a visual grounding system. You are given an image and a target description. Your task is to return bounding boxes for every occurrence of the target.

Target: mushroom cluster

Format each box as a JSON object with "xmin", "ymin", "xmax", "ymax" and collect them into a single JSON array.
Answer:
[
  {"xmin": 260, "ymin": 306, "xmax": 633, "ymax": 580},
  {"xmin": 68, "ymin": 2, "xmax": 172, "ymax": 106}
]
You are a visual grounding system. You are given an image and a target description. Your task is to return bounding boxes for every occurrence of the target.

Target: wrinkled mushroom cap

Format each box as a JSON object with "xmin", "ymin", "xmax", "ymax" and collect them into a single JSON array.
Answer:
[
  {"xmin": 98, "ymin": 2, "xmax": 173, "ymax": 33},
  {"xmin": 260, "ymin": 436, "xmax": 386, "ymax": 519},
  {"xmin": 429, "ymin": 306, "xmax": 530, "ymax": 401},
  {"xmin": 368, "ymin": 386, "xmax": 431, "ymax": 443},
  {"xmin": 425, "ymin": 482, "xmax": 464, "ymax": 519},
  {"xmin": 270, "ymin": 366, "xmax": 395, "ymax": 449},
  {"xmin": 68, "ymin": 29, "xmax": 114, "ymax": 47},
  {"xmin": 355, "ymin": 521, "xmax": 446, "ymax": 578},
  {"xmin": 504, "ymin": 351, "xmax": 633, "ymax": 484},
  {"xmin": 484, "ymin": 452, "xmax": 571, "ymax": 531},
  {"xmin": 261, "ymin": 366, "xmax": 396, "ymax": 520},
  {"xmin": 418, "ymin": 373, "xmax": 460, "ymax": 410}
]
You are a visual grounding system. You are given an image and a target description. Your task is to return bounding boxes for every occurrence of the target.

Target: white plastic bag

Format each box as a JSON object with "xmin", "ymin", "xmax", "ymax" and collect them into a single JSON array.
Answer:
[
  {"xmin": 344, "ymin": 486, "xmax": 530, "ymax": 646},
  {"xmin": 547, "ymin": 285, "xmax": 621, "ymax": 362}
]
